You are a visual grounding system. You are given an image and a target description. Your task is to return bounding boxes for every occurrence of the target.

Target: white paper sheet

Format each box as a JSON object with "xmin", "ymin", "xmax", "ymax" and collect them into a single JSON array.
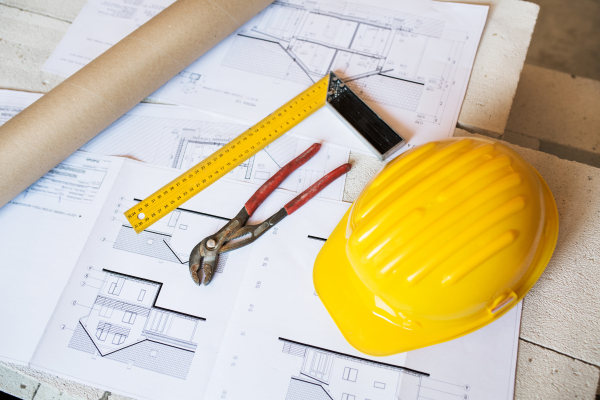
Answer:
[
  {"xmin": 0, "ymin": 90, "xmax": 352, "ymax": 202},
  {"xmin": 81, "ymin": 103, "xmax": 352, "ymax": 201},
  {"xmin": 202, "ymin": 197, "xmax": 522, "ymax": 400},
  {"xmin": 403, "ymin": 303, "xmax": 522, "ymax": 400},
  {"xmin": 42, "ymin": 0, "xmax": 175, "ymax": 77},
  {"xmin": 0, "ymin": 153, "xmax": 522, "ymax": 399},
  {"xmin": 0, "ymin": 151, "xmax": 124, "ymax": 364},
  {"xmin": 29, "ymin": 160, "xmax": 327, "ymax": 400},
  {"xmin": 155, "ymin": 0, "xmax": 488, "ymax": 152},
  {"xmin": 44, "ymin": 0, "xmax": 488, "ymax": 154},
  {"xmin": 0, "ymin": 89, "xmax": 42, "ymax": 124}
]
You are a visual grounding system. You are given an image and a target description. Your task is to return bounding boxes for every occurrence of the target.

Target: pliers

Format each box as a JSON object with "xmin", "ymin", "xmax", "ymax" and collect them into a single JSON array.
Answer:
[{"xmin": 188, "ymin": 143, "xmax": 351, "ymax": 285}]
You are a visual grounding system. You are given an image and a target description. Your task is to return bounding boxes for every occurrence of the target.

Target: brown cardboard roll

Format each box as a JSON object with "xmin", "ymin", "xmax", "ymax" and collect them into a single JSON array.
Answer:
[{"xmin": 0, "ymin": 0, "xmax": 272, "ymax": 207}]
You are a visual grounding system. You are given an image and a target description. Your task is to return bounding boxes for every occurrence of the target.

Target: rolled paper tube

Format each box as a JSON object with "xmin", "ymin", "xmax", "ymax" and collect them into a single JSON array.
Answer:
[{"xmin": 0, "ymin": 0, "xmax": 273, "ymax": 208}]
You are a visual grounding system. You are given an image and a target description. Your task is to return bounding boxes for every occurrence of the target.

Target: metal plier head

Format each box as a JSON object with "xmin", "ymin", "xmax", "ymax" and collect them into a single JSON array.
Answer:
[
  {"xmin": 188, "ymin": 207, "xmax": 249, "ymax": 286},
  {"xmin": 188, "ymin": 206, "xmax": 289, "ymax": 285},
  {"xmin": 188, "ymin": 143, "xmax": 351, "ymax": 286}
]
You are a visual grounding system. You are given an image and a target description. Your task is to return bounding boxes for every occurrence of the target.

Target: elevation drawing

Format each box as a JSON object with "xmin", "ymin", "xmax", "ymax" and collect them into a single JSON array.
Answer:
[
  {"xmin": 69, "ymin": 270, "xmax": 205, "ymax": 379},
  {"xmin": 280, "ymin": 338, "xmax": 470, "ymax": 400},
  {"xmin": 219, "ymin": 0, "xmax": 467, "ymax": 125},
  {"xmin": 280, "ymin": 338, "xmax": 426, "ymax": 400},
  {"xmin": 82, "ymin": 111, "xmax": 348, "ymax": 201},
  {"xmin": 113, "ymin": 206, "xmax": 231, "ymax": 266}
]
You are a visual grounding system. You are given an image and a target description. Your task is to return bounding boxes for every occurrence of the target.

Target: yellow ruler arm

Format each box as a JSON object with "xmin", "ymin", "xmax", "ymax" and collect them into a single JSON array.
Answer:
[{"xmin": 124, "ymin": 75, "xmax": 329, "ymax": 233}]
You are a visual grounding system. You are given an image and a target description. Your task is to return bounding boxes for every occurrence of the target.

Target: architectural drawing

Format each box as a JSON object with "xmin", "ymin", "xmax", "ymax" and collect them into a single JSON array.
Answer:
[
  {"xmin": 280, "ymin": 338, "xmax": 471, "ymax": 400},
  {"xmin": 280, "ymin": 338, "xmax": 426, "ymax": 400},
  {"xmin": 161, "ymin": 126, "xmax": 349, "ymax": 195},
  {"xmin": 175, "ymin": 70, "xmax": 205, "ymax": 95},
  {"xmin": 81, "ymin": 111, "xmax": 349, "ymax": 201},
  {"xmin": 81, "ymin": 114, "xmax": 247, "ymax": 171},
  {"xmin": 219, "ymin": 0, "xmax": 466, "ymax": 125},
  {"xmin": 0, "ymin": 104, "xmax": 26, "ymax": 124},
  {"xmin": 18, "ymin": 153, "xmax": 110, "ymax": 205},
  {"xmin": 113, "ymin": 206, "xmax": 231, "ymax": 266},
  {"xmin": 69, "ymin": 270, "xmax": 204, "ymax": 379}
]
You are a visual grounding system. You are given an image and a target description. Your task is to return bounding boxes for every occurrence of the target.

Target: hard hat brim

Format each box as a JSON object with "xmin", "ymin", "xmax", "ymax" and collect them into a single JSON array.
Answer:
[
  {"xmin": 314, "ymin": 170, "xmax": 559, "ymax": 356},
  {"xmin": 314, "ymin": 208, "xmax": 436, "ymax": 356}
]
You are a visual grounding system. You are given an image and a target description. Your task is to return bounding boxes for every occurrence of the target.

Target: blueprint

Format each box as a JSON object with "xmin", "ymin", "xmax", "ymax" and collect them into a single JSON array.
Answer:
[
  {"xmin": 43, "ymin": 0, "xmax": 175, "ymax": 77},
  {"xmin": 202, "ymin": 197, "xmax": 522, "ymax": 400},
  {"xmin": 44, "ymin": 0, "xmax": 488, "ymax": 153},
  {"xmin": 0, "ymin": 90, "xmax": 352, "ymax": 202},
  {"xmin": 0, "ymin": 151, "xmax": 124, "ymax": 365},
  {"xmin": 83, "ymin": 103, "xmax": 351, "ymax": 201},
  {"xmin": 29, "ymin": 160, "xmax": 337, "ymax": 399},
  {"xmin": 152, "ymin": 0, "xmax": 488, "ymax": 150},
  {"xmin": 68, "ymin": 269, "xmax": 204, "ymax": 379},
  {"xmin": 0, "ymin": 154, "xmax": 522, "ymax": 400}
]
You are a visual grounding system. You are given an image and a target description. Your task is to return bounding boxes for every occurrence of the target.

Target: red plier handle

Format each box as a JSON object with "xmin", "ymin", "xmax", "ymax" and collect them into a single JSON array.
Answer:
[
  {"xmin": 218, "ymin": 162, "xmax": 351, "ymax": 254},
  {"xmin": 244, "ymin": 143, "xmax": 322, "ymax": 216},
  {"xmin": 188, "ymin": 142, "xmax": 351, "ymax": 286}
]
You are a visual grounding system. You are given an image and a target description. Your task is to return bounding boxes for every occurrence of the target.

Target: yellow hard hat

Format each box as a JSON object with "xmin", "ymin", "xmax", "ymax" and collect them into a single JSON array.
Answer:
[{"xmin": 314, "ymin": 137, "xmax": 559, "ymax": 356}]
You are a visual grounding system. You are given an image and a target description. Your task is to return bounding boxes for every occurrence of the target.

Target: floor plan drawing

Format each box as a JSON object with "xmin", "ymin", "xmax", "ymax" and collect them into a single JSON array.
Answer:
[{"xmin": 68, "ymin": 269, "xmax": 204, "ymax": 379}]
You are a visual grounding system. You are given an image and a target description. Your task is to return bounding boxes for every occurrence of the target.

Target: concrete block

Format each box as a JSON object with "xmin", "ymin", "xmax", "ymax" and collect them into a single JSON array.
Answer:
[
  {"xmin": 518, "ymin": 153, "xmax": 600, "ymax": 366},
  {"xmin": 443, "ymin": 0, "xmax": 539, "ymax": 136},
  {"xmin": 506, "ymin": 64, "xmax": 600, "ymax": 166},
  {"xmin": 538, "ymin": 141, "xmax": 600, "ymax": 169},
  {"xmin": 4, "ymin": 362, "xmax": 109, "ymax": 400},
  {"xmin": 0, "ymin": 363, "xmax": 39, "ymax": 399},
  {"xmin": 0, "ymin": 5, "xmax": 67, "ymax": 93},
  {"xmin": 455, "ymin": 128, "xmax": 600, "ymax": 368},
  {"xmin": 0, "ymin": 0, "xmax": 87, "ymax": 22},
  {"xmin": 525, "ymin": 0, "xmax": 600, "ymax": 82},
  {"xmin": 32, "ymin": 384, "xmax": 84, "ymax": 400},
  {"xmin": 515, "ymin": 340, "xmax": 599, "ymax": 400},
  {"xmin": 343, "ymin": 152, "xmax": 386, "ymax": 202},
  {"xmin": 502, "ymin": 130, "xmax": 540, "ymax": 151}
]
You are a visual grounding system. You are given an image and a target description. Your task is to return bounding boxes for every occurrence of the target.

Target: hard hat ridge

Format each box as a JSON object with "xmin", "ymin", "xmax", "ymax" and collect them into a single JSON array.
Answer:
[{"xmin": 314, "ymin": 137, "xmax": 559, "ymax": 356}]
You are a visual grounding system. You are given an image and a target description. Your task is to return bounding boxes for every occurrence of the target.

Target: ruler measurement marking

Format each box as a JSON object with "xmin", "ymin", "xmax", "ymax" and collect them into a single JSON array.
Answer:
[{"xmin": 125, "ymin": 78, "xmax": 329, "ymax": 233}]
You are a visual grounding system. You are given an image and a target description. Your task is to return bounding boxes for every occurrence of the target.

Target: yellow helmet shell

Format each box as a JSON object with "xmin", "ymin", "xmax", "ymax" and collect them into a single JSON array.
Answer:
[{"xmin": 314, "ymin": 137, "xmax": 559, "ymax": 356}]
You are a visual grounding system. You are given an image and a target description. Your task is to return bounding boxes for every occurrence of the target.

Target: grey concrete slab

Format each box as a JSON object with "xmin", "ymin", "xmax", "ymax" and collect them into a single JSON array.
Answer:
[
  {"xmin": 447, "ymin": 0, "xmax": 539, "ymax": 136},
  {"xmin": 344, "ymin": 152, "xmax": 386, "ymax": 202},
  {"xmin": 0, "ymin": 364, "xmax": 39, "ymax": 399},
  {"xmin": 525, "ymin": 0, "xmax": 600, "ymax": 82},
  {"xmin": 455, "ymin": 128, "xmax": 600, "ymax": 368},
  {"xmin": 502, "ymin": 130, "xmax": 540, "ymax": 151},
  {"xmin": 505, "ymin": 64, "xmax": 600, "ymax": 168},
  {"xmin": 0, "ymin": 0, "xmax": 87, "ymax": 22},
  {"xmin": 0, "ymin": 5, "xmax": 68, "ymax": 93},
  {"xmin": 4, "ymin": 362, "xmax": 133, "ymax": 400},
  {"xmin": 515, "ymin": 340, "xmax": 599, "ymax": 400}
]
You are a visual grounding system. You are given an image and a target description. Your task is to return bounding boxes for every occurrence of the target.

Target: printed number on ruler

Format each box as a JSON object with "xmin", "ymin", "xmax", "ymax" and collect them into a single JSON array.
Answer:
[{"xmin": 124, "ymin": 76, "xmax": 329, "ymax": 233}]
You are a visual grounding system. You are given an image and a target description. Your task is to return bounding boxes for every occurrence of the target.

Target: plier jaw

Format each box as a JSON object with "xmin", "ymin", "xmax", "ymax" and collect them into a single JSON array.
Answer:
[
  {"xmin": 188, "ymin": 143, "xmax": 351, "ymax": 286},
  {"xmin": 188, "ymin": 207, "xmax": 250, "ymax": 286}
]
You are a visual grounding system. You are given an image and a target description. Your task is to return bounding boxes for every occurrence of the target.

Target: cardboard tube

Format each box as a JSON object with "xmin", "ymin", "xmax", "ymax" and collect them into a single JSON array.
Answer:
[{"xmin": 0, "ymin": 0, "xmax": 272, "ymax": 207}]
